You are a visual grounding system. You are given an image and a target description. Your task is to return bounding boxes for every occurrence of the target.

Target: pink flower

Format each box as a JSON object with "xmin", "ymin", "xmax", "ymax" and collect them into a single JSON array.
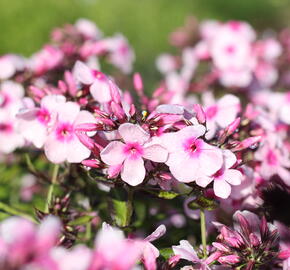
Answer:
[
  {"xmin": 196, "ymin": 150, "xmax": 243, "ymax": 199},
  {"xmin": 142, "ymin": 225, "xmax": 166, "ymax": 270},
  {"xmin": 0, "ymin": 216, "xmax": 61, "ymax": 268},
  {"xmin": 52, "ymin": 245, "xmax": 92, "ymax": 270},
  {"xmin": 202, "ymin": 93, "xmax": 241, "ymax": 139},
  {"xmin": 30, "ymin": 45, "xmax": 63, "ymax": 75},
  {"xmin": 162, "ymin": 125, "xmax": 223, "ymax": 183},
  {"xmin": 103, "ymin": 34, "xmax": 135, "ymax": 74},
  {"xmin": 44, "ymin": 101, "xmax": 96, "ymax": 163},
  {"xmin": 74, "ymin": 61, "xmax": 116, "ymax": 103},
  {"xmin": 91, "ymin": 222, "xmax": 144, "ymax": 270},
  {"xmin": 172, "ymin": 240, "xmax": 211, "ymax": 270},
  {"xmin": 0, "ymin": 111, "xmax": 24, "ymax": 153},
  {"xmin": 17, "ymin": 95, "xmax": 66, "ymax": 148},
  {"xmin": 255, "ymin": 135, "xmax": 290, "ymax": 185},
  {"xmin": 75, "ymin": 18, "xmax": 103, "ymax": 39},
  {"xmin": 100, "ymin": 123, "xmax": 168, "ymax": 186}
]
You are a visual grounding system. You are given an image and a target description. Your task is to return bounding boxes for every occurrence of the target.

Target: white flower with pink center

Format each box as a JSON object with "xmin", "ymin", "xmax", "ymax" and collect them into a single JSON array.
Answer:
[
  {"xmin": 44, "ymin": 101, "xmax": 96, "ymax": 164},
  {"xmin": 0, "ymin": 111, "xmax": 24, "ymax": 153},
  {"xmin": 74, "ymin": 61, "xmax": 116, "ymax": 103},
  {"xmin": 161, "ymin": 124, "xmax": 223, "ymax": 183},
  {"xmin": 255, "ymin": 136, "xmax": 290, "ymax": 186},
  {"xmin": 196, "ymin": 150, "xmax": 243, "ymax": 199},
  {"xmin": 100, "ymin": 123, "xmax": 168, "ymax": 186},
  {"xmin": 17, "ymin": 95, "xmax": 66, "ymax": 148},
  {"xmin": 0, "ymin": 81, "xmax": 24, "ymax": 114},
  {"xmin": 202, "ymin": 93, "xmax": 241, "ymax": 139}
]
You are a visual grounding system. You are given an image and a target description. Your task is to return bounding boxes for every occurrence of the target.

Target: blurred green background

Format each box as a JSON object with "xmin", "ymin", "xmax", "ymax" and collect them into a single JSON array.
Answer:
[{"xmin": 0, "ymin": 0, "xmax": 290, "ymax": 76}]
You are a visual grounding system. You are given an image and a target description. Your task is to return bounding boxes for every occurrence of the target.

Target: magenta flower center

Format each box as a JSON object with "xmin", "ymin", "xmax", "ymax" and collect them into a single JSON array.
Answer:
[
  {"xmin": 206, "ymin": 105, "xmax": 218, "ymax": 119},
  {"xmin": 123, "ymin": 142, "xmax": 144, "ymax": 160},
  {"xmin": 55, "ymin": 122, "xmax": 74, "ymax": 142},
  {"xmin": 266, "ymin": 149, "xmax": 278, "ymax": 166},
  {"xmin": 183, "ymin": 138, "xmax": 202, "ymax": 158},
  {"xmin": 225, "ymin": 45, "xmax": 236, "ymax": 54},
  {"xmin": 37, "ymin": 108, "xmax": 51, "ymax": 125},
  {"xmin": 0, "ymin": 123, "xmax": 13, "ymax": 133}
]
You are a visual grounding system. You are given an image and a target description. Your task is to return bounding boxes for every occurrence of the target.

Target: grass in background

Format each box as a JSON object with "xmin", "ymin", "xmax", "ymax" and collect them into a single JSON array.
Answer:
[{"xmin": 0, "ymin": 0, "xmax": 289, "ymax": 79}]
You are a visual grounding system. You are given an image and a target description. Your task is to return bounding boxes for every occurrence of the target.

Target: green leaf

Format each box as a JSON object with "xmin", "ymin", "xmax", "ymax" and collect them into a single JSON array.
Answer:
[
  {"xmin": 68, "ymin": 215, "xmax": 94, "ymax": 226},
  {"xmin": 159, "ymin": 248, "xmax": 173, "ymax": 260},
  {"xmin": 147, "ymin": 190, "xmax": 180, "ymax": 200},
  {"xmin": 111, "ymin": 198, "xmax": 130, "ymax": 227},
  {"xmin": 188, "ymin": 196, "xmax": 219, "ymax": 211},
  {"xmin": 109, "ymin": 188, "xmax": 132, "ymax": 227}
]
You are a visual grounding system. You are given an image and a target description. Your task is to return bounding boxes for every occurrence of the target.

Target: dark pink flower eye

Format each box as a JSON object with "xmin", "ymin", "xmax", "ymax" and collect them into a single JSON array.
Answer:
[
  {"xmin": 55, "ymin": 122, "xmax": 74, "ymax": 142},
  {"xmin": 0, "ymin": 123, "xmax": 13, "ymax": 133},
  {"xmin": 37, "ymin": 108, "xmax": 51, "ymax": 124}
]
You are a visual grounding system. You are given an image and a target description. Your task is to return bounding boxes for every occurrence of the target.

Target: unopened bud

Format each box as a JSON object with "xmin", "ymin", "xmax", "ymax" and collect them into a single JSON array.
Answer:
[
  {"xmin": 218, "ymin": 255, "xmax": 240, "ymax": 265},
  {"xmin": 133, "ymin": 73, "xmax": 143, "ymax": 94}
]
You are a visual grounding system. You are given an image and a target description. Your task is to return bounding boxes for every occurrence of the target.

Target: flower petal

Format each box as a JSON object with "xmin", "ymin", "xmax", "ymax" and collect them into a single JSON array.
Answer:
[
  {"xmin": 167, "ymin": 152, "xmax": 198, "ymax": 182},
  {"xmin": 100, "ymin": 141, "xmax": 126, "ymax": 166},
  {"xmin": 172, "ymin": 240, "xmax": 199, "ymax": 262},
  {"xmin": 119, "ymin": 123, "xmax": 150, "ymax": 144},
  {"xmin": 213, "ymin": 179, "xmax": 231, "ymax": 199},
  {"xmin": 121, "ymin": 157, "xmax": 145, "ymax": 186},
  {"xmin": 143, "ymin": 144, "xmax": 168, "ymax": 162},
  {"xmin": 223, "ymin": 169, "xmax": 243, "ymax": 186}
]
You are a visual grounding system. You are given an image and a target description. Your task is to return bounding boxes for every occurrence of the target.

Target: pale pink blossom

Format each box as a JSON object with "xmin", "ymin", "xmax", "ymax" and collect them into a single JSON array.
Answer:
[
  {"xmin": 92, "ymin": 222, "xmax": 144, "ymax": 270},
  {"xmin": 29, "ymin": 45, "xmax": 63, "ymax": 75},
  {"xmin": 101, "ymin": 123, "xmax": 168, "ymax": 186},
  {"xmin": 75, "ymin": 18, "xmax": 103, "ymax": 39},
  {"xmin": 196, "ymin": 150, "xmax": 243, "ymax": 199},
  {"xmin": 17, "ymin": 95, "xmax": 66, "ymax": 148},
  {"xmin": 0, "ymin": 111, "xmax": 24, "ymax": 153},
  {"xmin": 162, "ymin": 125, "xmax": 223, "ymax": 182},
  {"xmin": 142, "ymin": 225, "xmax": 166, "ymax": 270},
  {"xmin": 74, "ymin": 61, "xmax": 117, "ymax": 103},
  {"xmin": 44, "ymin": 101, "xmax": 96, "ymax": 163},
  {"xmin": 255, "ymin": 135, "xmax": 290, "ymax": 185},
  {"xmin": 172, "ymin": 240, "xmax": 211, "ymax": 270},
  {"xmin": 103, "ymin": 34, "xmax": 135, "ymax": 74},
  {"xmin": 202, "ymin": 93, "xmax": 241, "ymax": 139}
]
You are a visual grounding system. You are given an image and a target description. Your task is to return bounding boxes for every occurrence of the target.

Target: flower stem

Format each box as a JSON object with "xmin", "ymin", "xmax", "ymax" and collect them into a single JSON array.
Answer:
[
  {"xmin": 125, "ymin": 187, "xmax": 134, "ymax": 227},
  {"xmin": 0, "ymin": 202, "xmax": 37, "ymax": 223},
  {"xmin": 45, "ymin": 164, "xmax": 59, "ymax": 213},
  {"xmin": 200, "ymin": 209, "xmax": 207, "ymax": 258}
]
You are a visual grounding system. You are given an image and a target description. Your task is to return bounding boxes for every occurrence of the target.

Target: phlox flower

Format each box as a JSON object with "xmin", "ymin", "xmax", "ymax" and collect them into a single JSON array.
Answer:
[
  {"xmin": 44, "ymin": 101, "xmax": 96, "ymax": 163},
  {"xmin": 162, "ymin": 124, "xmax": 223, "ymax": 183},
  {"xmin": 17, "ymin": 95, "xmax": 66, "ymax": 148},
  {"xmin": 75, "ymin": 18, "xmax": 103, "ymax": 40},
  {"xmin": 0, "ymin": 111, "xmax": 24, "ymax": 153},
  {"xmin": 51, "ymin": 245, "xmax": 92, "ymax": 270},
  {"xmin": 0, "ymin": 216, "xmax": 60, "ymax": 268},
  {"xmin": 74, "ymin": 61, "xmax": 117, "ymax": 103},
  {"xmin": 91, "ymin": 222, "xmax": 144, "ymax": 270},
  {"xmin": 255, "ymin": 135, "xmax": 290, "ymax": 185},
  {"xmin": 103, "ymin": 34, "xmax": 135, "ymax": 74},
  {"xmin": 172, "ymin": 240, "xmax": 212, "ymax": 270},
  {"xmin": 100, "ymin": 123, "xmax": 168, "ymax": 186},
  {"xmin": 0, "ymin": 81, "xmax": 24, "ymax": 114},
  {"xmin": 196, "ymin": 150, "xmax": 243, "ymax": 199},
  {"xmin": 202, "ymin": 93, "xmax": 241, "ymax": 139},
  {"xmin": 29, "ymin": 45, "xmax": 63, "ymax": 75},
  {"xmin": 142, "ymin": 224, "xmax": 166, "ymax": 270}
]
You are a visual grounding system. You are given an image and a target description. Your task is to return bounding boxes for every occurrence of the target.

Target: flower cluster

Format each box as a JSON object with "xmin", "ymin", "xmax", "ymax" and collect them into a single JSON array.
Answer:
[{"xmin": 0, "ymin": 17, "xmax": 289, "ymax": 270}]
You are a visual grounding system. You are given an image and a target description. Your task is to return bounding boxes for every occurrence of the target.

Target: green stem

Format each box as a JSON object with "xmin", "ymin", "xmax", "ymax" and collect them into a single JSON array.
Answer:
[
  {"xmin": 45, "ymin": 164, "xmax": 59, "ymax": 213},
  {"xmin": 200, "ymin": 209, "xmax": 207, "ymax": 258},
  {"xmin": 125, "ymin": 187, "xmax": 134, "ymax": 227},
  {"xmin": 0, "ymin": 202, "xmax": 37, "ymax": 223}
]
